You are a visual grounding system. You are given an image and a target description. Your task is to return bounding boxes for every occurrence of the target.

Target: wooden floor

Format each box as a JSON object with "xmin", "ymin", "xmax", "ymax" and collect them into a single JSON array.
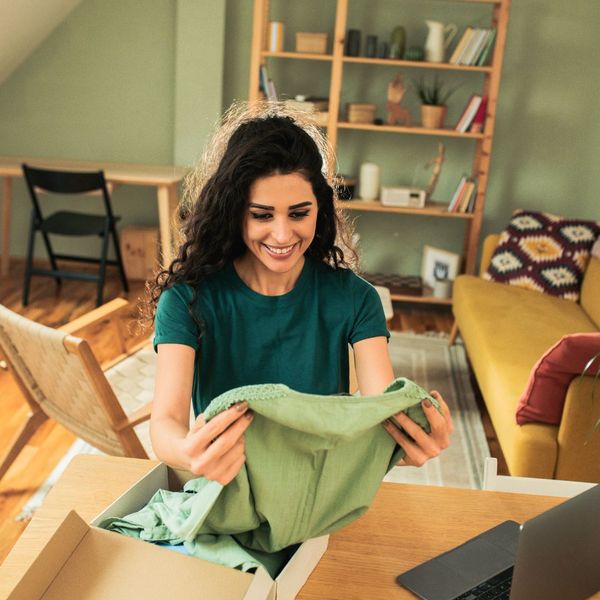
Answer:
[{"xmin": 0, "ymin": 258, "xmax": 506, "ymax": 565}]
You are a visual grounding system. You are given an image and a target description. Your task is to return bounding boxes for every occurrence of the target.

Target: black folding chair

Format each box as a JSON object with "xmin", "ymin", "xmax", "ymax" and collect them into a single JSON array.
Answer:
[{"xmin": 22, "ymin": 163, "xmax": 129, "ymax": 307}]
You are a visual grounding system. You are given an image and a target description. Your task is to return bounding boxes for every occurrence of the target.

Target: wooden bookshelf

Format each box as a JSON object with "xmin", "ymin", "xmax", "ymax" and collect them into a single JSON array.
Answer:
[{"xmin": 249, "ymin": 0, "xmax": 511, "ymax": 305}]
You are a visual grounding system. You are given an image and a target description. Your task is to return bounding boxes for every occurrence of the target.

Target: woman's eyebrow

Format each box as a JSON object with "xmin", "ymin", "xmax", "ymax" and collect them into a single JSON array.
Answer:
[{"xmin": 248, "ymin": 201, "xmax": 313, "ymax": 210}]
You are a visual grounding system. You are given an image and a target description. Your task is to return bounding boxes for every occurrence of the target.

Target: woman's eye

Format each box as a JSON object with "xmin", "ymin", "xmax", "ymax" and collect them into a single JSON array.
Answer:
[
  {"xmin": 250, "ymin": 212, "xmax": 271, "ymax": 220},
  {"xmin": 290, "ymin": 211, "xmax": 310, "ymax": 219}
]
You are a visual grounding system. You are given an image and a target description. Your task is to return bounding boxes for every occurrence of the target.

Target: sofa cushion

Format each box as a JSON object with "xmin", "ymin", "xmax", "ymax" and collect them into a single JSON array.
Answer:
[
  {"xmin": 483, "ymin": 210, "xmax": 600, "ymax": 301},
  {"xmin": 516, "ymin": 333, "xmax": 600, "ymax": 425}
]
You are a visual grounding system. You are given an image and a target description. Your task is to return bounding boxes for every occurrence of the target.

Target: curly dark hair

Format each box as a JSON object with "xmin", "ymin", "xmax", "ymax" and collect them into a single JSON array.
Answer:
[{"xmin": 142, "ymin": 101, "xmax": 357, "ymax": 334}]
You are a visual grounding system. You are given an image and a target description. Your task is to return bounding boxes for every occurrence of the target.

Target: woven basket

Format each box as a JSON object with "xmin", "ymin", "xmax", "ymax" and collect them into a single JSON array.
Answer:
[
  {"xmin": 295, "ymin": 32, "xmax": 327, "ymax": 54},
  {"xmin": 346, "ymin": 103, "xmax": 376, "ymax": 124}
]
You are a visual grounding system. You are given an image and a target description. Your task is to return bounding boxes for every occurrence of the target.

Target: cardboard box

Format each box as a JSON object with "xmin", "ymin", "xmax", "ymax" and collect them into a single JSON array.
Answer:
[
  {"xmin": 8, "ymin": 463, "xmax": 329, "ymax": 600},
  {"xmin": 120, "ymin": 226, "xmax": 159, "ymax": 281}
]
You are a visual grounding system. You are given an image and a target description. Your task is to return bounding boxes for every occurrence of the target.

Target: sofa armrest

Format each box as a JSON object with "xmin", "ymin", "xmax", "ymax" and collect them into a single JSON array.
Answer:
[
  {"xmin": 479, "ymin": 234, "xmax": 501, "ymax": 277},
  {"xmin": 555, "ymin": 375, "xmax": 600, "ymax": 482}
]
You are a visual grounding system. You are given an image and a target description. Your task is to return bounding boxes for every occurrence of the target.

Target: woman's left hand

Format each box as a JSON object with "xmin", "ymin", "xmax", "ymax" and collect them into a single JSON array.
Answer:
[{"xmin": 382, "ymin": 390, "xmax": 454, "ymax": 467}]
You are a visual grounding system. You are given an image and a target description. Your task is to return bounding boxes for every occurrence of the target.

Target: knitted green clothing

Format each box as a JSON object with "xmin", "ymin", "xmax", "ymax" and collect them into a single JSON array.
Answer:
[{"xmin": 101, "ymin": 378, "xmax": 439, "ymax": 576}]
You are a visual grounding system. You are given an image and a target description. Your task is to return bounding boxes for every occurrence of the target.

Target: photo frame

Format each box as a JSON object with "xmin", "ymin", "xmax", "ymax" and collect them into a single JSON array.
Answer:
[{"xmin": 421, "ymin": 245, "xmax": 461, "ymax": 288}]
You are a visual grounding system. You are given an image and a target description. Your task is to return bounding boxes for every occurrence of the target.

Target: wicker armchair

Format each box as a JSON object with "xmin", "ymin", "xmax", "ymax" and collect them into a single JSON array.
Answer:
[{"xmin": 0, "ymin": 298, "xmax": 156, "ymax": 480}]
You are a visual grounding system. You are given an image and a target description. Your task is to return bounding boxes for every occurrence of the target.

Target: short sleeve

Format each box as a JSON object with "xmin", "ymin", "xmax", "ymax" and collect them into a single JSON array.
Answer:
[
  {"xmin": 153, "ymin": 284, "xmax": 200, "ymax": 352},
  {"xmin": 349, "ymin": 277, "xmax": 390, "ymax": 345}
]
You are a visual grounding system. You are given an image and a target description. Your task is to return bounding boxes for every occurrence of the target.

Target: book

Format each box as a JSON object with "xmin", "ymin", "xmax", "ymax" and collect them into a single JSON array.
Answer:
[
  {"xmin": 259, "ymin": 64, "xmax": 277, "ymax": 101},
  {"xmin": 457, "ymin": 28, "xmax": 484, "ymax": 65},
  {"xmin": 476, "ymin": 28, "xmax": 497, "ymax": 66},
  {"xmin": 469, "ymin": 96, "xmax": 488, "ymax": 133},
  {"xmin": 465, "ymin": 181, "xmax": 478, "ymax": 213},
  {"xmin": 455, "ymin": 95, "xmax": 482, "ymax": 132},
  {"xmin": 468, "ymin": 29, "xmax": 492, "ymax": 65},
  {"xmin": 461, "ymin": 28, "xmax": 488, "ymax": 65},
  {"xmin": 449, "ymin": 27, "xmax": 474, "ymax": 64},
  {"xmin": 459, "ymin": 180, "xmax": 476, "ymax": 212},
  {"xmin": 448, "ymin": 174, "xmax": 467, "ymax": 212}
]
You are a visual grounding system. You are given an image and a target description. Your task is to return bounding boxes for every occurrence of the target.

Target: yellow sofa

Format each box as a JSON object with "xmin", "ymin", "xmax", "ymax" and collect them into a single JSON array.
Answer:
[{"xmin": 452, "ymin": 234, "xmax": 600, "ymax": 482}]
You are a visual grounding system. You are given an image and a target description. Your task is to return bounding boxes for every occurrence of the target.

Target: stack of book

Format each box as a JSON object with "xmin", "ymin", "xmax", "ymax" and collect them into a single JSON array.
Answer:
[
  {"xmin": 455, "ymin": 95, "xmax": 488, "ymax": 132},
  {"xmin": 449, "ymin": 28, "xmax": 497, "ymax": 66},
  {"xmin": 447, "ymin": 175, "xmax": 477, "ymax": 213},
  {"xmin": 259, "ymin": 64, "xmax": 278, "ymax": 101}
]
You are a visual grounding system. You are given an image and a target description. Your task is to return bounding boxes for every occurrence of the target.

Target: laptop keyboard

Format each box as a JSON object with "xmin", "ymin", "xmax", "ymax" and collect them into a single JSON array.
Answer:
[{"xmin": 454, "ymin": 567, "xmax": 514, "ymax": 599}]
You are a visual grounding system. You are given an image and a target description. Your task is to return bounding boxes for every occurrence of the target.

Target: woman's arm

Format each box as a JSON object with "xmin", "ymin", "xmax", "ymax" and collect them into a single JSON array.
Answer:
[
  {"xmin": 353, "ymin": 336, "xmax": 454, "ymax": 467},
  {"xmin": 150, "ymin": 343, "xmax": 254, "ymax": 484}
]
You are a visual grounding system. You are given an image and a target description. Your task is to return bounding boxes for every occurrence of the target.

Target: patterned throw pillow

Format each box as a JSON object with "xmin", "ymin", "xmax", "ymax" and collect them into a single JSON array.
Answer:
[{"xmin": 484, "ymin": 210, "xmax": 600, "ymax": 301}]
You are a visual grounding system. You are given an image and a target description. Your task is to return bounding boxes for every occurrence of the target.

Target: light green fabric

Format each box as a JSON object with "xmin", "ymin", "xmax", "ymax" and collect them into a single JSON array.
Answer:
[{"xmin": 101, "ymin": 377, "xmax": 439, "ymax": 576}]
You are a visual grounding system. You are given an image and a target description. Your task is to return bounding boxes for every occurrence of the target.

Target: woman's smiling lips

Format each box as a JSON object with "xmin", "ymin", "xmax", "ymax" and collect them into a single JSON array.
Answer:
[{"xmin": 262, "ymin": 242, "xmax": 298, "ymax": 258}]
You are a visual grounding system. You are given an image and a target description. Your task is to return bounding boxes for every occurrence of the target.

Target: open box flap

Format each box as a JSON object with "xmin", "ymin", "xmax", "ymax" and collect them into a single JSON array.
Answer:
[
  {"xmin": 7, "ymin": 511, "xmax": 89, "ymax": 600},
  {"xmin": 275, "ymin": 535, "xmax": 329, "ymax": 600}
]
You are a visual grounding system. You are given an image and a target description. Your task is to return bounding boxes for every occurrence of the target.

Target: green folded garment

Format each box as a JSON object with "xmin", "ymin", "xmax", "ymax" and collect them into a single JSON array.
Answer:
[{"xmin": 101, "ymin": 377, "xmax": 439, "ymax": 576}]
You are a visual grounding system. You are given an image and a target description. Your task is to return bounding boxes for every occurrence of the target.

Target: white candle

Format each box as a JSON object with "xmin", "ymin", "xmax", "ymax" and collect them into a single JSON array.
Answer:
[{"xmin": 359, "ymin": 162, "xmax": 380, "ymax": 201}]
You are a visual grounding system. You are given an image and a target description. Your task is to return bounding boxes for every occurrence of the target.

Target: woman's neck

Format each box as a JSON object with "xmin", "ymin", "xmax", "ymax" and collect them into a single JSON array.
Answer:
[{"xmin": 233, "ymin": 254, "xmax": 305, "ymax": 296}]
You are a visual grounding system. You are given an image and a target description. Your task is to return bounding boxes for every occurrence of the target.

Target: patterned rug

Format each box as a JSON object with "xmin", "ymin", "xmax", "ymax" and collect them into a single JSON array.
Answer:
[
  {"xmin": 384, "ymin": 332, "xmax": 490, "ymax": 488},
  {"xmin": 17, "ymin": 332, "xmax": 489, "ymax": 520}
]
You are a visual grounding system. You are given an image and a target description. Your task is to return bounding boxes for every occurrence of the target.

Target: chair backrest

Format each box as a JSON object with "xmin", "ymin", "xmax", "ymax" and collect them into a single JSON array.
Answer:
[
  {"xmin": 0, "ymin": 304, "xmax": 148, "ymax": 458},
  {"xmin": 482, "ymin": 457, "xmax": 595, "ymax": 497},
  {"xmin": 22, "ymin": 163, "xmax": 115, "ymax": 220}
]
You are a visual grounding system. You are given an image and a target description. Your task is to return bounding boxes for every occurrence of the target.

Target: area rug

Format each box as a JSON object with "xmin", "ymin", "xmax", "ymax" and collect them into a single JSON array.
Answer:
[
  {"xmin": 384, "ymin": 332, "xmax": 490, "ymax": 489},
  {"xmin": 17, "ymin": 332, "xmax": 489, "ymax": 521}
]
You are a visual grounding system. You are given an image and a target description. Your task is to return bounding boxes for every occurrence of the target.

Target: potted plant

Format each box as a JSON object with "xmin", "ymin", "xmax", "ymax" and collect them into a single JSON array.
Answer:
[{"xmin": 413, "ymin": 75, "xmax": 459, "ymax": 130}]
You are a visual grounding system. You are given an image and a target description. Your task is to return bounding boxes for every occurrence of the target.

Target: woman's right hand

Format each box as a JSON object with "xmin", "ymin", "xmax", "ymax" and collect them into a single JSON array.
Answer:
[{"xmin": 181, "ymin": 401, "xmax": 254, "ymax": 485}]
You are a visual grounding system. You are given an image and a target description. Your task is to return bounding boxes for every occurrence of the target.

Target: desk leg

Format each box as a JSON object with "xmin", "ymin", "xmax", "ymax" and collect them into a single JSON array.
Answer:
[
  {"xmin": 157, "ymin": 183, "xmax": 179, "ymax": 269},
  {"xmin": 1, "ymin": 177, "xmax": 12, "ymax": 277}
]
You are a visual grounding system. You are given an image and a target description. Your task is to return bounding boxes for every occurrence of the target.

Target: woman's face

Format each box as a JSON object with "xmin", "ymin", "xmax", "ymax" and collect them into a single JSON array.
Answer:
[{"xmin": 241, "ymin": 172, "xmax": 318, "ymax": 275}]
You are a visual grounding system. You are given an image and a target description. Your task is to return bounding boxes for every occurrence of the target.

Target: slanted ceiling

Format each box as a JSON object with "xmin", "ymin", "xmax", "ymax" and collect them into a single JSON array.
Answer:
[{"xmin": 0, "ymin": 0, "xmax": 83, "ymax": 86}]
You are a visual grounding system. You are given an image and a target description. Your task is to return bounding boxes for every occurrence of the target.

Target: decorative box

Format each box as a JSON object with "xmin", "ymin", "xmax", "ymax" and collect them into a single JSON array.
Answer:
[
  {"xmin": 346, "ymin": 103, "xmax": 376, "ymax": 124},
  {"xmin": 295, "ymin": 32, "xmax": 328, "ymax": 54}
]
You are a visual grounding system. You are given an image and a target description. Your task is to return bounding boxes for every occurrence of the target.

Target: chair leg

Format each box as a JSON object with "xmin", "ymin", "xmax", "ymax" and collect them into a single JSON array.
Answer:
[
  {"xmin": 111, "ymin": 225, "xmax": 129, "ymax": 293},
  {"xmin": 97, "ymin": 227, "xmax": 111, "ymax": 307},
  {"xmin": 40, "ymin": 231, "xmax": 62, "ymax": 286},
  {"xmin": 0, "ymin": 410, "xmax": 48, "ymax": 480},
  {"xmin": 448, "ymin": 321, "xmax": 459, "ymax": 346},
  {"xmin": 22, "ymin": 213, "xmax": 37, "ymax": 306}
]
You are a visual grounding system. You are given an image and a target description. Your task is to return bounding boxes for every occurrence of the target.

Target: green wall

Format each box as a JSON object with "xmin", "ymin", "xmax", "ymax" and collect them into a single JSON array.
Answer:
[
  {"xmin": 1, "ymin": 0, "xmax": 598, "ymax": 274},
  {"xmin": 223, "ymin": 0, "xmax": 600, "ymax": 274}
]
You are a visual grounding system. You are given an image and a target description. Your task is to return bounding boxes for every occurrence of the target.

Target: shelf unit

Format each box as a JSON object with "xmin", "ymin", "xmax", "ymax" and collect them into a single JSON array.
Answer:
[{"xmin": 249, "ymin": 0, "xmax": 511, "ymax": 304}]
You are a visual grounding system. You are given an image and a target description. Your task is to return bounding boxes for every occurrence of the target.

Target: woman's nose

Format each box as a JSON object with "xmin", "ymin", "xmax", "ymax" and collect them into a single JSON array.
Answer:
[{"xmin": 270, "ymin": 217, "xmax": 293, "ymax": 243}]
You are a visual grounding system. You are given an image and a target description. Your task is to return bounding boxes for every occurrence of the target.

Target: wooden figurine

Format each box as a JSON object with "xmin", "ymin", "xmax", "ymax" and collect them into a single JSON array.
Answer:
[
  {"xmin": 424, "ymin": 143, "xmax": 445, "ymax": 199},
  {"xmin": 386, "ymin": 73, "xmax": 412, "ymax": 126}
]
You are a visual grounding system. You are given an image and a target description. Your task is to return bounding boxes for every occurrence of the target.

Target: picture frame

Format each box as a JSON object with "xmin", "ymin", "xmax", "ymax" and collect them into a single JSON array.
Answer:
[{"xmin": 421, "ymin": 245, "xmax": 461, "ymax": 288}]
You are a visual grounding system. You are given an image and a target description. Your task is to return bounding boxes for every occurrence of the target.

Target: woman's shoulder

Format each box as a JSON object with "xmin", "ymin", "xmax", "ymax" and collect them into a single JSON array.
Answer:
[{"xmin": 312, "ymin": 260, "xmax": 374, "ymax": 293}]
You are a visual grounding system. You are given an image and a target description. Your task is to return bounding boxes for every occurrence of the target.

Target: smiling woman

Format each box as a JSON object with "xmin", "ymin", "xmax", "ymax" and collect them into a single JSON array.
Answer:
[
  {"xmin": 237, "ymin": 173, "xmax": 318, "ymax": 294},
  {"xmin": 141, "ymin": 101, "xmax": 453, "ymax": 486}
]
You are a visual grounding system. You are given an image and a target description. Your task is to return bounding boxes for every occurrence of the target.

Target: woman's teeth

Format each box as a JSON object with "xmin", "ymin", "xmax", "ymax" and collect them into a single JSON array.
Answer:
[{"xmin": 265, "ymin": 244, "xmax": 294, "ymax": 255}]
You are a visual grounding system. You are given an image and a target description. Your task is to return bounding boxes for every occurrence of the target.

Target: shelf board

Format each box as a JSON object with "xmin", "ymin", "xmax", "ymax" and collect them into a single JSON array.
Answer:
[
  {"xmin": 262, "ymin": 51, "xmax": 333, "ymax": 61},
  {"xmin": 337, "ymin": 122, "xmax": 484, "ymax": 139},
  {"xmin": 343, "ymin": 57, "xmax": 492, "ymax": 73},
  {"xmin": 390, "ymin": 292, "xmax": 453, "ymax": 305},
  {"xmin": 337, "ymin": 200, "xmax": 474, "ymax": 219}
]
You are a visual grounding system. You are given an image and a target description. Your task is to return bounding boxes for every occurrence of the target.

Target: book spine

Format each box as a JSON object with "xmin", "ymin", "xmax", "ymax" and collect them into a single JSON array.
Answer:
[
  {"xmin": 449, "ymin": 27, "xmax": 473, "ymax": 64},
  {"xmin": 448, "ymin": 175, "xmax": 467, "ymax": 212},
  {"xmin": 476, "ymin": 28, "xmax": 497, "ymax": 66},
  {"xmin": 469, "ymin": 96, "xmax": 488, "ymax": 133}
]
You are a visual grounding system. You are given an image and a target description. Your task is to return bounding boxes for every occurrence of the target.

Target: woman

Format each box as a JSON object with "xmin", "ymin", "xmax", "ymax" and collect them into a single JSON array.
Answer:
[{"xmin": 148, "ymin": 103, "xmax": 453, "ymax": 484}]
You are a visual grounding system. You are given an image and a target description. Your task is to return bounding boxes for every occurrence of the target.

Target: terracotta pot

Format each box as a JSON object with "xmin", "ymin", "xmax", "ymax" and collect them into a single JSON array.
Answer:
[{"xmin": 421, "ymin": 104, "xmax": 447, "ymax": 129}]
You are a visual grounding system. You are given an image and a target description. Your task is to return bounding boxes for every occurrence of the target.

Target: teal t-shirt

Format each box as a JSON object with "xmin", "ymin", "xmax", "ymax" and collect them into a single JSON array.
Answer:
[{"xmin": 154, "ymin": 257, "xmax": 389, "ymax": 415}]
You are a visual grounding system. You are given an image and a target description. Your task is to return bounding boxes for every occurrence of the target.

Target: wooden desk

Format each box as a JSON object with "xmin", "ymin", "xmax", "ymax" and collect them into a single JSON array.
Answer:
[
  {"xmin": 0, "ymin": 156, "xmax": 189, "ymax": 277},
  {"xmin": 1, "ymin": 455, "xmax": 586, "ymax": 599}
]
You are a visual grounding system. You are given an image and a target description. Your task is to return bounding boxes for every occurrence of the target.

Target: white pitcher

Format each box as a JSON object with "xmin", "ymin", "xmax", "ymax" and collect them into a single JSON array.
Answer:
[{"xmin": 424, "ymin": 20, "xmax": 457, "ymax": 63}]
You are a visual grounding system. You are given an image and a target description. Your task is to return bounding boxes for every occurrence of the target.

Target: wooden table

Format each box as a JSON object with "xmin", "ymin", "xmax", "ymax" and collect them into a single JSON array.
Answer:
[
  {"xmin": 0, "ymin": 156, "xmax": 189, "ymax": 276},
  {"xmin": 1, "ymin": 455, "xmax": 587, "ymax": 599}
]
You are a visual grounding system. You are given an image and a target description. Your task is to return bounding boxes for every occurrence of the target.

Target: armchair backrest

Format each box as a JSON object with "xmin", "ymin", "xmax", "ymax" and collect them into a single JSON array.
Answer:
[
  {"xmin": 0, "ymin": 304, "xmax": 148, "ymax": 458},
  {"xmin": 581, "ymin": 256, "xmax": 600, "ymax": 328}
]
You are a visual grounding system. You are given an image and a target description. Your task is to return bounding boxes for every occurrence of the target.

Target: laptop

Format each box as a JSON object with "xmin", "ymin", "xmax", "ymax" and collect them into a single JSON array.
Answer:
[{"xmin": 396, "ymin": 483, "xmax": 600, "ymax": 600}]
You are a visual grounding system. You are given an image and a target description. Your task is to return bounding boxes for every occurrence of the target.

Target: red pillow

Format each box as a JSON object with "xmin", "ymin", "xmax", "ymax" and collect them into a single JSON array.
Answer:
[{"xmin": 516, "ymin": 333, "xmax": 600, "ymax": 425}]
